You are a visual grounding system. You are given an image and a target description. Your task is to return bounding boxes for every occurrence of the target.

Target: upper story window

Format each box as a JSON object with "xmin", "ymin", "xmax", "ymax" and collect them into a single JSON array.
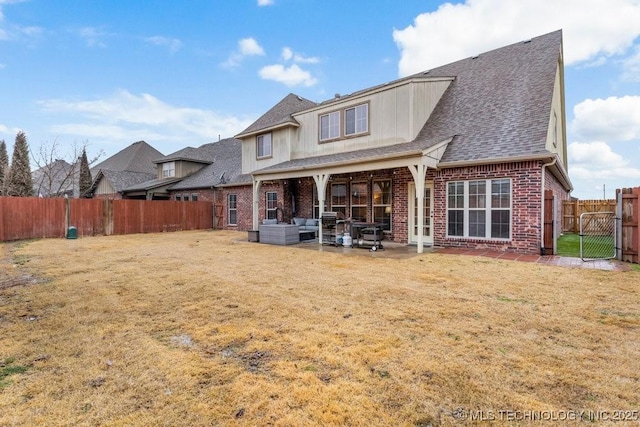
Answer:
[
  {"xmin": 257, "ymin": 133, "xmax": 272, "ymax": 159},
  {"xmin": 162, "ymin": 161, "xmax": 175, "ymax": 178},
  {"xmin": 319, "ymin": 111, "xmax": 340, "ymax": 141},
  {"xmin": 345, "ymin": 104, "xmax": 368, "ymax": 136}
]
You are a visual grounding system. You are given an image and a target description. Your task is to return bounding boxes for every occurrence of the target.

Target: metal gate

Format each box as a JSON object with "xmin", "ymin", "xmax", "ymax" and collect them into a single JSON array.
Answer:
[{"xmin": 580, "ymin": 212, "xmax": 616, "ymax": 261}]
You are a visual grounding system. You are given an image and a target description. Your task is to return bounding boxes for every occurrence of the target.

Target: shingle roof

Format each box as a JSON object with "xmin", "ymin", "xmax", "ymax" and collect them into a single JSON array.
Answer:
[
  {"xmin": 413, "ymin": 30, "xmax": 562, "ymax": 163},
  {"xmin": 98, "ymin": 170, "xmax": 156, "ymax": 192},
  {"xmin": 91, "ymin": 141, "xmax": 163, "ymax": 175},
  {"xmin": 254, "ymin": 30, "xmax": 563, "ymax": 175},
  {"xmin": 168, "ymin": 138, "xmax": 251, "ymax": 189},
  {"xmin": 236, "ymin": 93, "xmax": 317, "ymax": 137}
]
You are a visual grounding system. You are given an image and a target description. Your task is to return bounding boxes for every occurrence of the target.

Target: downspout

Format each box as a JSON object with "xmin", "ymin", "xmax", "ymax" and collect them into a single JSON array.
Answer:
[{"xmin": 540, "ymin": 158, "xmax": 557, "ymax": 255}]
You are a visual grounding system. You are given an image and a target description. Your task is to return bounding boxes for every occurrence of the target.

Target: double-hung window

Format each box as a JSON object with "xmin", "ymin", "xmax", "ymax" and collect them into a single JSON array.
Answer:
[
  {"xmin": 345, "ymin": 103, "xmax": 368, "ymax": 136},
  {"xmin": 228, "ymin": 194, "xmax": 237, "ymax": 225},
  {"xmin": 162, "ymin": 161, "xmax": 175, "ymax": 178},
  {"xmin": 266, "ymin": 191, "xmax": 278, "ymax": 220},
  {"xmin": 330, "ymin": 183, "xmax": 346, "ymax": 216},
  {"xmin": 447, "ymin": 179, "xmax": 511, "ymax": 239},
  {"xmin": 319, "ymin": 111, "xmax": 340, "ymax": 141},
  {"xmin": 372, "ymin": 180, "xmax": 392, "ymax": 231},
  {"xmin": 257, "ymin": 133, "xmax": 272, "ymax": 159},
  {"xmin": 350, "ymin": 182, "xmax": 368, "ymax": 222}
]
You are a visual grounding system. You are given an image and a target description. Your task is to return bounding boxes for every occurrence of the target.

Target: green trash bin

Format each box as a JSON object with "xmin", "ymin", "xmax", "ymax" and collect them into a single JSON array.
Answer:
[{"xmin": 66, "ymin": 226, "xmax": 78, "ymax": 239}]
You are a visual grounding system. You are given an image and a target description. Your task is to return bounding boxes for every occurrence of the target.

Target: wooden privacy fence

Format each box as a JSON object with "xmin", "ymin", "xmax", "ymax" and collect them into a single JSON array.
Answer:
[
  {"xmin": 0, "ymin": 197, "xmax": 213, "ymax": 241},
  {"xmin": 563, "ymin": 199, "xmax": 617, "ymax": 233},
  {"xmin": 617, "ymin": 188, "xmax": 639, "ymax": 264}
]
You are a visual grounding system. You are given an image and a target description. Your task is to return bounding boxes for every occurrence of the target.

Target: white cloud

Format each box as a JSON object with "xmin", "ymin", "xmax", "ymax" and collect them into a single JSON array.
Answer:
[
  {"xmin": 257, "ymin": 0, "xmax": 274, "ymax": 6},
  {"xmin": 259, "ymin": 64, "xmax": 317, "ymax": 87},
  {"xmin": 568, "ymin": 141, "xmax": 640, "ymax": 181},
  {"xmin": 223, "ymin": 37, "xmax": 265, "ymax": 68},
  {"xmin": 145, "ymin": 36, "xmax": 182, "ymax": 53},
  {"xmin": 76, "ymin": 26, "xmax": 111, "ymax": 48},
  {"xmin": 622, "ymin": 45, "xmax": 640, "ymax": 82},
  {"xmin": 571, "ymin": 96, "xmax": 640, "ymax": 142},
  {"xmin": 37, "ymin": 90, "xmax": 253, "ymax": 148},
  {"xmin": 281, "ymin": 46, "xmax": 320, "ymax": 64},
  {"xmin": 282, "ymin": 47, "xmax": 293, "ymax": 61},
  {"xmin": 239, "ymin": 37, "xmax": 264, "ymax": 56},
  {"xmin": 393, "ymin": 0, "xmax": 640, "ymax": 76}
]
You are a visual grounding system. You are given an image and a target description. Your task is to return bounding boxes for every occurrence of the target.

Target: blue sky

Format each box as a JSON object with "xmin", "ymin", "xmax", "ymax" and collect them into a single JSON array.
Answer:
[{"xmin": 1, "ymin": 0, "xmax": 639, "ymax": 200}]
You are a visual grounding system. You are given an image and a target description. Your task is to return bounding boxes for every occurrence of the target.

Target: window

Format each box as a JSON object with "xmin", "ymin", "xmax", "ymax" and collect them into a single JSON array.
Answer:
[
  {"xmin": 191, "ymin": 193, "xmax": 198, "ymax": 201},
  {"xmin": 373, "ymin": 180, "xmax": 392, "ymax": 231},
  {"xmin": 163, "ymin": 161, "xmax": 175, "ymax": 178},
  {"xmin": 446, "ymin": 179, "xmax": 511, "ymax": 239},
  {"xmin": 266, "ymin": 191, "xmax": 278, "ymax": 220},
  {"xmin": 319, "ymin": 111, "xmax": 340, "ymax": 141},
  {"xmin": 552, "ymin": 111, "xmax": 558, "ymax": 148},
  {"xmin": 174, "ymin": 194, "xmax": 181, "ymax": 201},
  {"xmin": 228, "ymin": 194, "xmax": 237, "ymax": 225},
  {"xmin": 345, "ymin": 104, "xmax": 368, "ymax": 136},
  {"xmin": 257, "ymin": 133, "xmax": 272, "ymax": 159},
  {"xmin": 330, "ymin": 183, "xmax": 346, "ymax": 216},
  {"xmin": 350, "ymin": 182, "xmax": 368, "ymax": 222}
]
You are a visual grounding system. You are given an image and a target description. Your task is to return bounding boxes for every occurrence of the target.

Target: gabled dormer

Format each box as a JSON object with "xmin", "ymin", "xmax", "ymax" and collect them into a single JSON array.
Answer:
[
  {"xmin": 153, "ymin": 147, "xmax": 213, "ymax": 180},
  {"xmin": 236, "ymin": 93, "xmax": 317, "ymax": 174}
]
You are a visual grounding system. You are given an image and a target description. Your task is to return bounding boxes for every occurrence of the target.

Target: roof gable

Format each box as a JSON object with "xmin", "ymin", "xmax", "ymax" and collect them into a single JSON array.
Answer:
[
  {"xmin": 236, "ymin": 93, "xmax": 317, "ymax": 137},
  {"xmin": 91, "ymin": 141, "xmax": 163, "ymax": 174},
  {"xmin": 414, "ymin": 30, "xmax": 563, "ymax": 163}
]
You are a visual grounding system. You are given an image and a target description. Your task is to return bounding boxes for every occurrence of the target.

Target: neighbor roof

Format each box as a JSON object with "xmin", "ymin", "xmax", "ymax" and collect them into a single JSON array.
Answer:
[
  {"xmin": 236, "ymin": 93, "xmax": 317, "ymax": 138},
  {"xmin": 168, "ymin": 138, "xmax": 251, "ymax": 189},
  {"xmin": 91, "ymin": 141, "xmax": 163, "ymax": 175},
  {"xmin": 91, "ymin": 169, "xmax": 156, "ymax": 193},
  {"xmin": 253, "ymin": 30, "xmax": 563, "ymax": 175}
]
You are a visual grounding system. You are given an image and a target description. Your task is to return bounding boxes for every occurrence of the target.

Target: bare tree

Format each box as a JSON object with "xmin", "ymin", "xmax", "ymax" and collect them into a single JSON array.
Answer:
[{"xmin": 31, "ymin": 139, "xmax": 103, "ymax": 198}]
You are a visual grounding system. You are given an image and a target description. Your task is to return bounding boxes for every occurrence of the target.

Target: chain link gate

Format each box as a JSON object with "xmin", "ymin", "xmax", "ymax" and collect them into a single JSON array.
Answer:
[{"xmin": 579, "ymin": 212, "xmax": 616, "ymax": 261}]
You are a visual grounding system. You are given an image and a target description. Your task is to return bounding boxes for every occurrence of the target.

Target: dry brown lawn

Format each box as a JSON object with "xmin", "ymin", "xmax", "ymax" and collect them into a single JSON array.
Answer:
[{"xmin": 0, "ymin": 230, "xmax": 639, "ymax": 426}]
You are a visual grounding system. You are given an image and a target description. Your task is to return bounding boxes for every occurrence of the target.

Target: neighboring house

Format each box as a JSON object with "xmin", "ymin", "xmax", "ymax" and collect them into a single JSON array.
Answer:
[
  {"xmin": 88, "ymin": 141, "xmax": 163, "ymax": 199},
  {"xmin": 32, "ymin": 159, "xmax": 77, "ymax": 197},
  {"xmin": 119, "ymin": 138, "xmax": 252, "ymax": 227},
  {"xmin": 234, "ymin": 30, "xmax": 572, "ymax": 255}
]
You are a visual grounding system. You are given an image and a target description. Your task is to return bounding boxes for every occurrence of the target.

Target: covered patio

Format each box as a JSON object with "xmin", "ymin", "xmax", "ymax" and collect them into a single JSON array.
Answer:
[{"xmin": 250, "ymin": 139, "xmax": 451, "ymax": 254}]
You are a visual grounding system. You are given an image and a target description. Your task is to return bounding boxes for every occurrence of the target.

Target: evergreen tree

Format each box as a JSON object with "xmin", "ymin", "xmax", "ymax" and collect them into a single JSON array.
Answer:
[
  {"xmin": 6, "ymin": 131, "xmax": 34, "ymax": 196},
  {"xmin": 79, "ymin": 148, "xmax": 93, "ymax": 197},
  {"xmin": 0, "ymin": 140, "xmax": 8, "ymax": 195}
]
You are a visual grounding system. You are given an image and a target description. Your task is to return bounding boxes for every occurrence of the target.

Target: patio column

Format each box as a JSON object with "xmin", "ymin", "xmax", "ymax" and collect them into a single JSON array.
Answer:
[
  {"xmin": 252, "ymin": 178, "xmax": 262, "ymax": 230},
  {"xmin": 408, "ymin": 163, "xmax": 428, "ymax": 254},
  {"xmin": 312, "ymin": 173, "xmax": 330, "ymax": 245}
]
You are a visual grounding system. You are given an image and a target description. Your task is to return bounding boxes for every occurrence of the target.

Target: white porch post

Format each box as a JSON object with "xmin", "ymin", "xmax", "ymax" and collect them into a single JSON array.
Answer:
[
  {"xmin": 252, "ymin": 178, "xmax": 262, "ymax": 230},
  {"xmin": 408, "ymin": 164, "xmax": 428, "ymax": 254},
  {"xmin": 312, "ymin": 173, "xmax": 330, "ymax": 245}
]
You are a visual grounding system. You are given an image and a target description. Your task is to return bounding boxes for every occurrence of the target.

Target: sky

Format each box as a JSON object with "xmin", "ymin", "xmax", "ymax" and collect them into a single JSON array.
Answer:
[{"xmin": 1, "ymin": 0, "xmax": 639, "ymax": 200}]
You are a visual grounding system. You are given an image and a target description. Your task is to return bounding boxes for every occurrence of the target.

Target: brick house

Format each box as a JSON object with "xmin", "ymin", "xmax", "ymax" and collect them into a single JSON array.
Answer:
[
  {"xmin": 88, "ymin": 141, "xmax": 163, "ymax": 199},
  {"xmin": 234, "ymin": 30, "xmax": 572, "ymax": 255}
]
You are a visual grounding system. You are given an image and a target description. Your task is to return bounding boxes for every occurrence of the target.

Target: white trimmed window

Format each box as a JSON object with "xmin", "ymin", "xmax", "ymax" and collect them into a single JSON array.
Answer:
[
  {"xmin": 266, "ymin": 191, "xmax": 278, "ymax": 220},
  {"xmin": 350, "ymin": 182, "xmax": 368, "ymax": 222},
  {"xmin": 191, "ymin": 193, "xmax": 198, "ymax": 201},
  {"xmin": 319, "ymin": 111, "xmax": 340, "ymax": 141},
  {"xmin": 257, "ymin": 133, "xmax": 272, "ymax": 159},
  {"xmin": 330, "ymin": 183, "xmax": 346, "ymax": 216},
  {"xmin": 373, "ymin": 180, "xmax": 392, "ymax": 231},
  {"xmin": 446, "ymin": 179, "xmax": 511, "ymax": 239},
  {"xmin": 228, "ymin": 194, "xmax": 237, "ymax": 225},
  {"xmin": 162, "ymin": 161, "xmax": 175, "ymax": 178},
  {"xmin": 345, "ymin": 103, "xmax": 368, "ymax": 136}
]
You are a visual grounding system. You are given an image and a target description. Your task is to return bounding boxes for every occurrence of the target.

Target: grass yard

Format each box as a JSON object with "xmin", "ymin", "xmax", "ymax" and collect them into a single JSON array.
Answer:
[
  {"xmin": 1, "ymin": 230, "xmax": 639, "ymax": 426},
  {"xmin": 557, "ymin": 233, "xmax": 617, "ymax": 260}
]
